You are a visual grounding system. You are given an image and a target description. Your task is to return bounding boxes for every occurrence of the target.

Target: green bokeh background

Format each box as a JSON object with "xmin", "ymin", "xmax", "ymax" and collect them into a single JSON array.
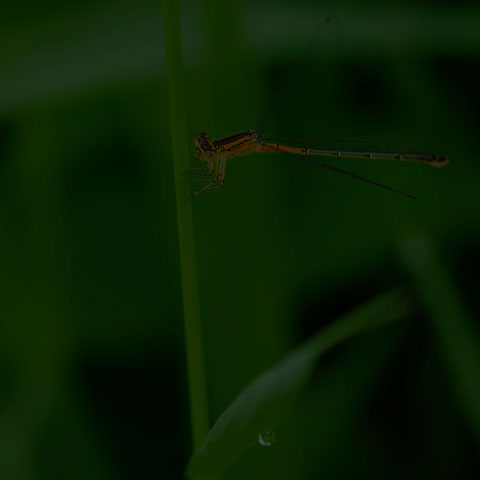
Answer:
[{"xmin": 1, "ymin": 0, "xmax": 479, "ymax": 478}]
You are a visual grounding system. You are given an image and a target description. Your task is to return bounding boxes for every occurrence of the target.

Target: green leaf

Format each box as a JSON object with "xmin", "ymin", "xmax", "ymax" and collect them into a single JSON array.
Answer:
[
  {"xmin": 187, "ymin": 288, "xmax": 413, "ymax": 477},
  {"xmin": 162, "ymin": 0, "xmax": 209, "ymax": 455}
]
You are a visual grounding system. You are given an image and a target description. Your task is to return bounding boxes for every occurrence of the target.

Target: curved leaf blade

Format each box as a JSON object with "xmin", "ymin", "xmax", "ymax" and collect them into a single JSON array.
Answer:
[{"xmin": 187, "ymin": 288, "xmax": 413, "ymax": 477}]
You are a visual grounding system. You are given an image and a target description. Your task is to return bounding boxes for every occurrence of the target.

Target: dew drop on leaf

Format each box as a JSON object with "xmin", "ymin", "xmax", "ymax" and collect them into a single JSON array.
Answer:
[{"xmin": 258, "ymin": 430, "xmax": 276, "ymax": 447}]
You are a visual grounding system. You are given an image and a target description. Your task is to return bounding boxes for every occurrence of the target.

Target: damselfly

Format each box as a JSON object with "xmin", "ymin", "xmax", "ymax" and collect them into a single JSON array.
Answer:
[{"xmin": 185, "ymin": 17, "xmax": 447, "ymax": 199}]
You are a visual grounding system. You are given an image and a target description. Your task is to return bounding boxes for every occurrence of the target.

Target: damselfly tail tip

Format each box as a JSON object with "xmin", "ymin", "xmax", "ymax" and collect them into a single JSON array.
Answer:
[{"xmin": 432, "ymin": 155, "xmax": 449, "ymax": 167}]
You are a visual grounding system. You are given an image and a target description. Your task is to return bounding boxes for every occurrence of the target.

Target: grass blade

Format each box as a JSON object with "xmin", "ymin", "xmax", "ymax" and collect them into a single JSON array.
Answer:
[
  {"xmin": 187, "ymin": 288, "xmax": 413, "ymax": 477},
  {"xmin": 161, "ymin": 0, "xmax": 209, "ymax": 453},
  {"xmin": 400, "ymin": 230, "xmax": 480, "ymax": 445}
]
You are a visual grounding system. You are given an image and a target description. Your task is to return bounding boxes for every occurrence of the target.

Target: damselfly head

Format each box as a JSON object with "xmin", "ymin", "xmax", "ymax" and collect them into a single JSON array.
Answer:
[
  {"xmin": 195, "ymin": 133, "xmax": 211, "ymax": 149},
  {"xmin": 194, "ymin": 133, "xmax": 216, "ymax": 159}
]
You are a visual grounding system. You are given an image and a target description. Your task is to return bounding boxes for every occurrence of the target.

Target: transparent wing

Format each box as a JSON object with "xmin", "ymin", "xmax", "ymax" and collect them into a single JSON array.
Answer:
[
  {"xmin": 276, "ymin": 148, "xmax": 416, "ymax": 199},
  {"xmin": 254, "ymin": 17, "xmax": 343, "ymax": 137}
]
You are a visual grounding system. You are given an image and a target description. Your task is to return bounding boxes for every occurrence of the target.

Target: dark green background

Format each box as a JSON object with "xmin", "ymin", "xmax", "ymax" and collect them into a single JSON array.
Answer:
[{"xmin": 1, "ymin": 0, "xmax": 479, "ymax": 478}]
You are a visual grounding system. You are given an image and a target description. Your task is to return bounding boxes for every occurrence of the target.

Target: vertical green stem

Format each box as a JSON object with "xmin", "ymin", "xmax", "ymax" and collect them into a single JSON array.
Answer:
[
  {"xmin": 161, "ymin": 0, "xmax": 210, "ymax": 453},
  {"xmin": 400, "ymin": 230, "xmax": 480, "ymax": 445}
]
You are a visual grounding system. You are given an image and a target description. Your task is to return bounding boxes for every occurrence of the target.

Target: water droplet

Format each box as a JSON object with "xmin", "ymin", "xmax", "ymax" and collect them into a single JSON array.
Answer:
[{"xmin": 258, "ymin": 430, "xmax": 276, "ymax": 447}]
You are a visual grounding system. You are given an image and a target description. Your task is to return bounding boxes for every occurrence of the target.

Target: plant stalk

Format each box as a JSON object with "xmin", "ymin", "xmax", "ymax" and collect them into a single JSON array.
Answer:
[{"xmin": 161, "ymin": 0, "xmax": 210, "ymax": 454}]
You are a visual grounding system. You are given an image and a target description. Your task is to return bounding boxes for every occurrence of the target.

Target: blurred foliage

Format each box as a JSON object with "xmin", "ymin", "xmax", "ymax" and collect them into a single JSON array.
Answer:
[{"xmin": 0, "ymin": 0, "xmax": 479, "ymax": 479}]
